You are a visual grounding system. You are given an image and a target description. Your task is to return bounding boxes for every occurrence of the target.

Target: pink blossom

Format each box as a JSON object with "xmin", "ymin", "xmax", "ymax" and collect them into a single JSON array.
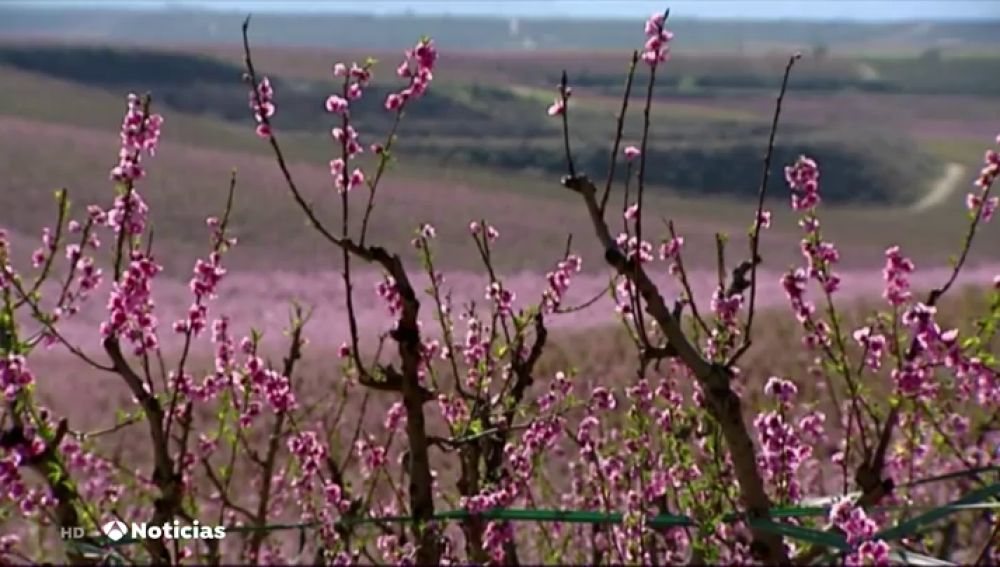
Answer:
[
  {"xmin": 624, "ymin": 202, "xmax": 639, "ymax": 220},
  {"xmin": 107, "ymin": 190, "xmax": 149, "ymax": 236},
  {"xmin": 346, "ymin": 83, "xmax": 363, "ymax": 101},
  {"xmin": 853, "ymin": 326, "xmax": 887, "ymax": 370},
  {"xmin": 325, "ymin": 95, "xmax": 349, "ymax": 114},
  {"xmin": 763, "ymin": 376, "xmax": 798, "ymax": 404},
  {"xmin": 547, "ymin": 98, "xmax": 566, "ymax": 116},
  {"xmin": 110, "ymin": 93, "xmax": 163, "ymax": 182},
  {"xmin": 615, "ymin": 233, "xmax": 653, "ymax": 264},
  {"xmin": 756, "ymin": 210, "xmax": 772, "ymax": 229},
  {"xmin": 248, "ymin": 77, "xmax": 275, "ymax": 139},
  {"xmin": 882, "ymin": 245, "xmax": 914, "ymax": 306},
  {"xmin": 641, "ymin": 12, "xmax": 673, "ymax": 66},
  {"xmin": 384, "ymin": 93, "xmax": 404, "ymax": 111},
  {"xmin": 101, "ymin": 250, "xmax": 162, "ymax": 355},
  {"xmin": 384, "ymin": 38, "xmax": 437, "ymax": 112},
  {"xmin": 376, "ymin": 275, "xmax": 403, "ymax": 316},
  {"xmin": 785, "ymin": 155, "xmax": 821, "ymax": 211},
  {"xmin": 1, "ymin": 355, "xmax": 35, "ymax": 402},
  {"xmin": 542, "ymin": 253, "xmax": 582, "ymax": 313},
  {"xmin": 486, "ymin": 282, "xmax": 516, "ymax": 316},
  {"xmin": 384, "ymin": 402, "xmax": 407, "ymax": 430},
  {"xmin": 624, "ymin": 146, "xmax": 641, "ymax": 161},
  {"xmin": 659, "ymin": 235, "xmax": 684, "ymax": 260}
]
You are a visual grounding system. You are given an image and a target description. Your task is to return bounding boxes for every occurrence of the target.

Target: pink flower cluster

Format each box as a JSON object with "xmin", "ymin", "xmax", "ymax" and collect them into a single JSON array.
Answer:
[
  {"xmin": 245, "ymin": 355, "xmax": 297, "ymax": 414},
  {"xmin": 354, "ymin": 436, "xmax": 387, "ymax": 478},
  {"xmin": 890, "ymin": 302, "xmax": 959, "ymax": 400},
  {"xmin": 110, "ymin": 93, "xmax": 163, "ymax": 183},
  {"xmin": 547, "ymin": 84, "xmax": 571, "ymax": 117},
  {"xmin": 105, "ymin": 191, "xmax": 150, "ymax": 236},
  {"xmin": 411, "ymin": 222, "xmax": 437, "ymax": 249},
  {"xmin": 486, "ymin": 281, "xmax": 516, "ymax": 316},
  {"xmin": 542, "ymin": 254, "xmax": 582, "ymax": 313},
  {"xmin": 882, "ymin": 246, "xmax": 914, "ymax": 306},
  {"xmin": 642, "ymin": 12, "xmax": 674, "ymax": 66},
  {"xmin": 967, "ymin": 135, "xmax": 1000, "ymax": 221},
  {"xmin": 0, "ymin": 355, "xmax": 34, "ymax": 402},
  {"xmin": 173, "ymin": 251, "xmax": 226, "ymax": 336},
  {"xmin": 329, "ymin": 125, "xmax": 366, "ymax": 193},
  {"xmin": 249, "ymin": 77, "xmax": 275, "ymax": 138},
  {"xmin": 785, "ymin": 155, "xmax": 821, "ymax": 211},
  {"xmin": 436, "ymin": 393, "xmax": 469, "ymax": 428},
  {"xmin": 780, "ymin": 268, "xmax": 813, "ymax": 324},
  {"xmin": 615, "ymin": 233, "xmax": 654, "ymax": 264},
  {"xmin": 461, "ymin": 312, "xmax": 495, "ymax": 390},
  {"xmin": 0, "ymin": 433, "xmax": 57, "ymax": 516},
  {"xmin": 852, "ymin": 326, "xmax": 887, "ymax": 371},
  {"xmin": 710, "ymin": 287, "xmax": 743, "ymax": 325},
  {"xmin": 828, "ymin": 499, "xmax": 890, "ymax": 565},
  {"xmin": 30, "ymin": 227, "xmax": 55, "ymax": 269},
  {"xmin": 469, "ymin": 220, "xmax": 500, "ymax": 242},
  {"xmin": 101, "ymin": 250, "xmax": 162, "ymax": 355},
  {"xmin": 384, "ymin": 401, "xmax": 407, "ymax": 431},
  {"xmin": 376, "ymin": 275, "xmax": 403, "ymax": 317},
  {"xmin": 754, "ymin": 378, "xmax": 812, "ymax": 501},
  {"xmin": 287, "ymin": 430, "xmax": 327, "ymax": 479},
  {"xmin": 385, "ymin": 38, "xmax": 438, "ymax": 111}
]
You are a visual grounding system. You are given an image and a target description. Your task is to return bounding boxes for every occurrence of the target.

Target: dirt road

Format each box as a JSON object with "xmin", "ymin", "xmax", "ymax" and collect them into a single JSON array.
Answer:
[{"xmin": 911, "ymin": 162, "xmax": 964, "ymax": 212}]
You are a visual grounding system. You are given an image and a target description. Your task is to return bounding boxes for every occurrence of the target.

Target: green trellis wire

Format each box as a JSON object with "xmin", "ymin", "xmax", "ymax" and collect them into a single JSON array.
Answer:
[{"xmin": 66, "ymin": 466, "xmax": 1000, "ymax": 561}]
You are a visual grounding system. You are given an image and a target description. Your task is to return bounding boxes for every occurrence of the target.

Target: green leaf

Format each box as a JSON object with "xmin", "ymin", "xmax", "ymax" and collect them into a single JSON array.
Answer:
[
  {"xmin": 468, "ymin": 418, "xmax": 483, "ymax": 436},
  {"xmin": 748, "ymin": 518, "xmax": 848, "ymax": 550}
]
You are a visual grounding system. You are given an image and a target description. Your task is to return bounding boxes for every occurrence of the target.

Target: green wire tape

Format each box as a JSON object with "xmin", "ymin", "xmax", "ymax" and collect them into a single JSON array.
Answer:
[{"xmin": 65, "ymin": 468, "xmax": 1000, "ymax": 559}]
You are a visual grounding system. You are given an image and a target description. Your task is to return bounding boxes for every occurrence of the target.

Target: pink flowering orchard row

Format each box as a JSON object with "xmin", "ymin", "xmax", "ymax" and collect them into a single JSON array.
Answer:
[{"xmin": 0, "ymin": 10, "xmax": 998, "ymax": 566}]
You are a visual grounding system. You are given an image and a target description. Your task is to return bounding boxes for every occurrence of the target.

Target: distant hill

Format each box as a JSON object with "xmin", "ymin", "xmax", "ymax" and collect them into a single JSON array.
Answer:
[
  {"xmin": 0, "ymin": 44, "xmax": 947, "ymax": 205},
  {"xmin": 1, "ymin": 6, "xmax": 999, "ymax": 55}
]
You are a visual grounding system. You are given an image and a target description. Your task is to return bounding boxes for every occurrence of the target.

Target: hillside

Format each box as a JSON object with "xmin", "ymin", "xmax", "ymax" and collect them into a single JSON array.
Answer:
[
  {"xmin": 0, "ymin": 45, "xmax": 965, "ymax": 205},
  {"xmin": 0, "ymin": 35, "xmax": 997, "ymax": 279}
]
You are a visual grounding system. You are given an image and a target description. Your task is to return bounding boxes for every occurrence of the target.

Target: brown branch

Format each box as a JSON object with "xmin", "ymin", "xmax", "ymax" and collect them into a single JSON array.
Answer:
[
  {"xmin": 730, "ymin": 53, "xmax": 800, "ymax": 365},
  {"xmin": 242, "ymin": 20, "xmax": 440, "ymax": 562},
  {"xmin": 248, "ymin": 307, "xmax": 305, "ymax": 559},
  {"xmin": 665, "ymin": 219, "xmax": 710, "ymax": 337},
  {"xmin": 559, "ymin": 71, "xmax": 576, "ymax": 179},
  {"xmin": 104, "ymin": 337, "xmax": 178, "ymax": 564},
  {"xmin": 599, "ymin": 51, "xmax": 640, "ymax": 215},
  {"xmin": 563, "ymin": 174, "xmax": 788, "ymax": 564},
  {"xmin": 15, "ymin": 188, "xmax": 68, "ymax": 308}
]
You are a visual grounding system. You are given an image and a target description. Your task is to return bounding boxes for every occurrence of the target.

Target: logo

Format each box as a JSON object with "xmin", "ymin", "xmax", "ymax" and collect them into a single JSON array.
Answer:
[
  {"xmin": 102, "ymin": 520, "xmax": 129, "ymax": 541},
  {"xmin": 96, "ymin": 520, "xmax": 226, "ymax": 541}
]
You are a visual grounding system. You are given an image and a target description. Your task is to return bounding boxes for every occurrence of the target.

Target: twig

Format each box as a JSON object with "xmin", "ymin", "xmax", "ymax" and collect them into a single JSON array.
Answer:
[
  {"xmin": 599, "ymin": 51, "xmax": 640, "ymax": 216},
  {"xmin": 729, "ymin": 53, "xmax": 800, "ymax": 365}
]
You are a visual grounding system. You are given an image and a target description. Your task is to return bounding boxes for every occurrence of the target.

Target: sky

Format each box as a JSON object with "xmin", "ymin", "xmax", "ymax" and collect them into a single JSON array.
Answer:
[{"xmin": 13, "ymin": 0, "xmax": 1000, "ymax": 21}]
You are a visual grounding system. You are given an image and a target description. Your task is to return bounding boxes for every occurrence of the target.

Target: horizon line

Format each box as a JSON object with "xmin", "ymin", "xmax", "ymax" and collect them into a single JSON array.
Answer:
[{"xmin": 3, "ymin": 3, "xmax": 999, "ymax": 24}]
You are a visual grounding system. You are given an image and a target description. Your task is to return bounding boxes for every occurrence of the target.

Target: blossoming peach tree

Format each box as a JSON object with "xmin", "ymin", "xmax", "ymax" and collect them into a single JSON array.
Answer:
[{"xmin": 1, "ymin": 10, "xmax": 999, "ymax": 566}]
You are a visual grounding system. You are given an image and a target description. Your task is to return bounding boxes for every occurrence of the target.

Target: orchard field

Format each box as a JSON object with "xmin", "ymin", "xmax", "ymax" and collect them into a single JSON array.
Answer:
[{"xmin": 0, "ymin": 5, "xmax": 999, "ymax": 566}]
